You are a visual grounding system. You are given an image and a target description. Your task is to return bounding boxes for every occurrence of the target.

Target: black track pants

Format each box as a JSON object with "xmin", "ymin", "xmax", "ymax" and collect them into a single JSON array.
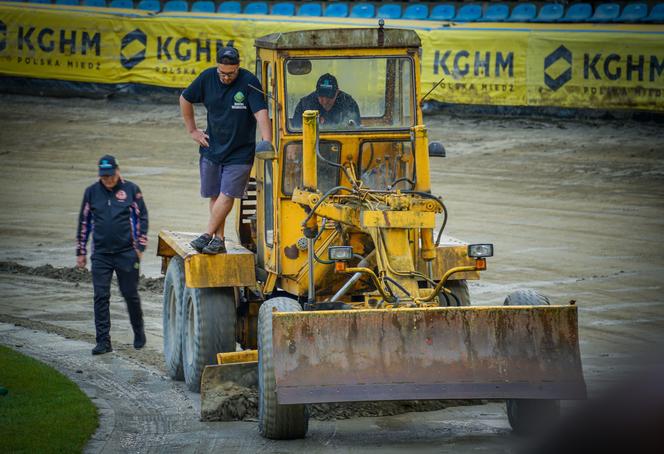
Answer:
[{"xmin": 91, "ymin": 249, "xmax": 144, "ymax": 344}]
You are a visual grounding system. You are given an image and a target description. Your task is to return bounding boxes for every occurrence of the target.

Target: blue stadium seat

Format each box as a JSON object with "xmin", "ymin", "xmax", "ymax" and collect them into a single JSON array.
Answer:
[
  {"xmin": 218, "ymin": 1, "xmax": 241, "ymax": 14},
  {"xmin": 297, "ymin": 2, "xmax": 322, "ymax": 17},
  {"xmin": 272, "ymin": 2, "xmax": 295, "ymax": 16},
  {"xmin": 643, "ymin": 3, "xmax": 664, "ymax": 22},
  {"xmin": 191, "ymin": 1, "xmax": 214, "ymax": 12},
  {"xmin": 429, "ymin": 4, "xmax": 455, "ymax": 21},
  {"xmin": 350, "ymin": 3, "xmax": 375, "ymax": 18},
  {"xmin": 244, "ymin": 1, "xmax": 268, "ymax": 15},
  {"xmin": 483, "ymin": 3, "xmax": 509, "ymax": 22},
  {"xmin": 533, "ymin": 3, "xmax": 564, "ymax": 22},
  {"xmin": 402, "ymin": 4, "xmax": 428, "ymax": 21},
  {"xmin": 589, "ymin": 3, "xmax": 620, "ymax": 22},
  {"xmin": 559, "ymin": 3, "xmax": 592, "ymax": 22},
  {"xmin": 137, "ymin": 0, "xmax": 159, "ymax": 12},
  {"xmin": 163, "ymin": 0, "xmax": 187, "ymax": 12},
  {"xmin": 56, "ymin": 0, "xmax": 80, "ymax": 5},
  {"xmin": 507, "ymin": 3, "xmax": 537, "ymax": 22},
  {"xmin": 454, "ymin": 4, "xmax": 482, "ymax": 22},
  {"xmin": 377, "ymin": 4, "xmax": 402, "ymax": 19},
  {"xmin": 28, "ymin": 0, "xmax": 51, "ymax": 3},
  {"xmin": 83, "ymin": 0, "xmax": 106, "ymax": 6},
  {"xmin": 324, "ymin": 3, "xmax": 348, "ymax": 18},
  {"xmin": 616, "ymin": 3, "xmax": 647, "ymax": 22},
  {"xmin": 109, "ymin": 0, "xmax": 132, "ymax": 9}
]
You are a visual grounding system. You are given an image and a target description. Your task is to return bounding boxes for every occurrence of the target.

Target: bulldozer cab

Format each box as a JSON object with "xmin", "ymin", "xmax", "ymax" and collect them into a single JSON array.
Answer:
[{"xmin": 245, "ymin": 28, "xmax": 442, "ymax": 298}]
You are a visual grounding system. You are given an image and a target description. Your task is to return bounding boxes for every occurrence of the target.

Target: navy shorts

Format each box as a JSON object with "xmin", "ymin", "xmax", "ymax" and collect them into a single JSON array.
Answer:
[{"xmin": 199, "ymin": 156, "xmax": 252, "ymax": 199}]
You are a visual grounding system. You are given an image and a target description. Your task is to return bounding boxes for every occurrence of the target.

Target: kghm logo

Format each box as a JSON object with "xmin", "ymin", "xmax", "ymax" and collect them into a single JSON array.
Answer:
[
  {"xmin": 544, "ymin": 45, "xmax": 572, "ymax": 91},
  {"xmin": 0, "ymin": 21, "xmax": 6, "ymax": 53},
  {"xmin": 120, "ymin": 29, "xmax": 147, "ymax": 70}
]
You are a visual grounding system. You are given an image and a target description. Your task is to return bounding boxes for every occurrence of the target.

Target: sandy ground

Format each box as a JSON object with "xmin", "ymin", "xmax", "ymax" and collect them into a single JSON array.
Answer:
[{"xmin": 1, "ymin": 93, "xmax": 664, "ymax": 452}]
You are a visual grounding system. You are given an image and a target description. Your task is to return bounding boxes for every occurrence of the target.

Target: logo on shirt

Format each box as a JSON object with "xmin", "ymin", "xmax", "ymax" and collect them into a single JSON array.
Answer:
[
  {"xmin": 116, "ymin": 190, "xmax": 127, "ymax": 202},
  {"xmin": 232, "ymin": 91, "xmax": 247, "ymax": 110}
]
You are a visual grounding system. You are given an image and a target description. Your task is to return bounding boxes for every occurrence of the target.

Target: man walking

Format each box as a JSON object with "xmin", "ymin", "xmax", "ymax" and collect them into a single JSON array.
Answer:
[
  {"xmin": 180, "ymin": 46, "xmax": 272, "ymax": 254},
  {"xmin": 76, "ymin": 155, "xmax": 149, "ymax": 355}
]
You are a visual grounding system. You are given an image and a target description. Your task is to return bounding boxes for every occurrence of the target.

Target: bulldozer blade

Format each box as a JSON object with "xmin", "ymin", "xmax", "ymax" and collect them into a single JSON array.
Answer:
[{"xmin": 271, "ymin": 306, "xmax": 586, "ymax": 405}]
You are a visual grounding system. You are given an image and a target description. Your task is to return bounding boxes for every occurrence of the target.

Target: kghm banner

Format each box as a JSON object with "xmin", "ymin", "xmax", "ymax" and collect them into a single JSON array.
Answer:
[{"xmin": 1, "ymin": 3, "xmax": 663, "ymax": 111}]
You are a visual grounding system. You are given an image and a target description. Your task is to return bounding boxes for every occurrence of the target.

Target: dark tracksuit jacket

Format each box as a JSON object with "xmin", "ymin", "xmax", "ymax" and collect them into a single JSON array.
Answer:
[{"xmin": 76, "ymin": 178, "xmax": 148, "ymax": 343}]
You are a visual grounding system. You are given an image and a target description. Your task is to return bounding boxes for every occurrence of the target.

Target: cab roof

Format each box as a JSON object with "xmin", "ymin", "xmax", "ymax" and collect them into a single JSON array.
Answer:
[{"xmin": 255, "ymin": 28, "xmax": 421, "ymax": 51}]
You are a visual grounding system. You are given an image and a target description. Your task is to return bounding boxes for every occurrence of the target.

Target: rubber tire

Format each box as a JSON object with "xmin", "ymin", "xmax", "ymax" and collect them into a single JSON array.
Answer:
[
  {"xmin": 444, "ymin": 279, "xmax": 471, "ymax": 306},
  {"xmin": 504, "ymin": 289, "xmax": 560, "ymax": 436},
  {"xmin": 163, "ymin": 256, "xmax": 185, "ymax": 381},
  {"xmin": 258, "ymin": 297, "xmax": 309, "ymax": 439},
  {"xmin": 182, "ymin": 286, "xmax": 237, "ymax": 393}
]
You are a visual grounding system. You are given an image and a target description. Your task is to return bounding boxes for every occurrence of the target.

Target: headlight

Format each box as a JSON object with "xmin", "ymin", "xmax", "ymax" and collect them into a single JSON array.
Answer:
[
  {"xmin": 468, "ymin": 244, "xmax": 493, "ymax": 258},
  {"xmin": 329, "ymin": 246, "xmax": 354, "ymax": 261}
]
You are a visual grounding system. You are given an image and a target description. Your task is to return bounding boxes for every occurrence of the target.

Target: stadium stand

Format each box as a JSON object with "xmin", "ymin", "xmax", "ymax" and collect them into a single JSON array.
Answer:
[
  {"xmin": 507, "ymin": 2, "xmax": 537, "ymax": 22},
  {"xmin": 533, "ymin": 3, "xmax": 564, "ymax": 22},
  {"xmin": 163, "ymin": 0, "xmax": 188, "ymax": 12},
  {"xmin": 272, "ymin": 2, "xmax": 295, "ymax": 16},
  {"xmin": 10, "ymin": 0, "xmax": 664, "ymax": 24},
  {"xmin": 559, "ymin": 2, "xmax": 593, "ymax": 22},
  {"xmin": 377, "ymin": 4, "xmax": 402, "ymax": 19},
  {"xmin": 454, "ymin": 4, "xmax": 482, "ymax": 22},
  {"xmin": 643, "ymin": 3, "xmax": 664, "ymax": 22},
  {"xmin": 323, "ymin": 2, "xmax": 348, "ymax": 17},
  {"xmin": 483, "ymin": 3, "xmax": 509, "ymax": 22},
  {"xmin": 191, "ymin": 0, "xmax": 214, "ymax": 12},
  {"xmin": 617, "ymin": 2, "xmax": 648, "ymax": 22},
  {"xmin": 402, "ymin": 3, "xmax": 428, "ymax": 21},
  {"xmin": 218, "ymin": 1, "xmax": 241, "ymax": 14},
  {"xmin": 297, "ymin": 2, "xmax": 321, "ymax": 17},
  {"xmin": 589, "ymin": 3, "xmax": 621, "ymax": 22},
  {"xmin": 137, "ymin": 0, "xmax": 160, "ymax": 11},
  {"xmin": 109, "ymin": 0, "xmax": 133, "ymax": 9},
  {"xmin": 244, "ymin": 1, "xmax": 268, "ymax": 15},
  {"xmin": 429, "ymin": 3, "xmax": 455, "ymax": 21}
]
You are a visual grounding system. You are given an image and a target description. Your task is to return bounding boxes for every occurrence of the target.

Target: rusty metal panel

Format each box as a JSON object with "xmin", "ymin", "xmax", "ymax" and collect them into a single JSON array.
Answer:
[
  {"xmin": 360, "ymin": 211, "xmax": 435, "ymax": 229},
  {"xmin": 416, "ymin": 237, "xmax": 480, "ymax": 281},
  {"xmin": 158, "ymin": 230, "xmax": 256, "ymax": 288},
  {"xmin": 271, "ymin": 306, "xmax": 586, "ymax": 404}
]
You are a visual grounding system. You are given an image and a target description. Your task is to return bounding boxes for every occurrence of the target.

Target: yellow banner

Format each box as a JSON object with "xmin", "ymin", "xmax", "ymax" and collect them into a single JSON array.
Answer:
[
  {"xmin": 1, "ymin": 4, "xmax": 663, "ymax": 111},
  {"xmin": 420, "ymin": 30, "xmax": 528, "ymax": 106}
]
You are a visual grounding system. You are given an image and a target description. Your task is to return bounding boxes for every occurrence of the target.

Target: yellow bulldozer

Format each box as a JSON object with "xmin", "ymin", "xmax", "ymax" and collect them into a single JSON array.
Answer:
[{"xmin": 157, "ymin": 27, "xmax": 586, "ymax": 439}]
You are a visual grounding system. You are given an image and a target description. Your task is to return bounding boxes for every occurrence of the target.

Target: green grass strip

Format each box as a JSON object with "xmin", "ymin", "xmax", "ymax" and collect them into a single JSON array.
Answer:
[{"xmin": 0, "ymin": 344, "xmax": 98, "ymax": 453}]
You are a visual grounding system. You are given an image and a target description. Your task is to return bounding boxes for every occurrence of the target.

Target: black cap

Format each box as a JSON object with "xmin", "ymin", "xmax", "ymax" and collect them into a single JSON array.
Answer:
[
  {"xmin": 98, "ymin": 155, "xmax": 118, "ymax": 176},
  {"xmin": 216, "ymin": 46, "xmax": 240, "ymax": 65},
  {"xmin": 316, "ymin": 73, "xmax": 338, "ymax": 98}
]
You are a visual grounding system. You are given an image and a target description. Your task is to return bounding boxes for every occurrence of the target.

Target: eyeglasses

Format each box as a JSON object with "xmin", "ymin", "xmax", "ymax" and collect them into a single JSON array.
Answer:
[{"xmin": 217, "ymin": 67, "xmax": 238, "ymax": 79}]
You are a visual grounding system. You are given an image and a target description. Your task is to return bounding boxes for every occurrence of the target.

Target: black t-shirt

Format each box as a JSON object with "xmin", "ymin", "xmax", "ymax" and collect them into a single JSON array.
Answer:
[
  {"xmin": 291, "ymin": 91, "xmax": 361, "ymax": 129},
  {"xmin": 182, "ymin": 67, "xmax": 267, "ymax": 165}
]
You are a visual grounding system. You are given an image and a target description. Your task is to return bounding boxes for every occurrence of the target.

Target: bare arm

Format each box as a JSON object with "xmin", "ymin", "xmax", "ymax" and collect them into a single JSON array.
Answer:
[
  {"xmin": 254, "ymin": 109, "xmax": 272, "ymax": 142},
  {"xmin": 179, "ymin": 94, "xmax": 209, "ymax": 147}
]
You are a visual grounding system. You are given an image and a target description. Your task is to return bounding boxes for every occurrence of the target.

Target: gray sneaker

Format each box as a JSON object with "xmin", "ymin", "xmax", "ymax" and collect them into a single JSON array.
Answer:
[
  {"xmin": 202, "ymin": 237, "xmax": 226, "ymax": 254},
  {"xmin": 190, "ymin": 233, "xmax": 212, "ymax": 252}
]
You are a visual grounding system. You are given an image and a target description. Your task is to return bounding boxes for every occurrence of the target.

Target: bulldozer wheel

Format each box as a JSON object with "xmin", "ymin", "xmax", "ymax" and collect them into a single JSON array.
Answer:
[
  {"xmin": 163, "ymin": 256, "xmax": 185, "ymax": 381},
  {"xmin": 258, "ymin": 297, "xmax": 309, "ymax": 439},
  {"xmin": 444, "ymin": 279, "xmax": 471, "ymax": 306},
  {"xmin": 182, "ymin": 286, "xmax": 236, "ymax": 393},
  {"xmin": 504, "ymin": 289, "xmax": 560, "ymax": 435}
]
